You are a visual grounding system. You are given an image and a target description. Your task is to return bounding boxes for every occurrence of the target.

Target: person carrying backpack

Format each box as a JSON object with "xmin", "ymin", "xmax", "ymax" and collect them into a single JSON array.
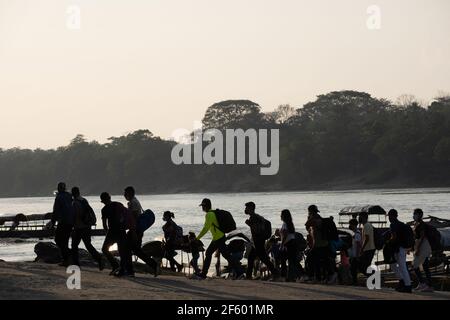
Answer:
[
  {"xmin": 348, "ymin": 218, "xmax": 362, "ymax": 285},
  {"xmin": 162, "ymin": 211, "xmax": 183, "ymax": 273},
  {"xmin": 50, "ymin": 182, "xmax": 75, "ymax": 267},
  {"xmin": 71, "ymin": 187, "xmax": 103, "ymax": 269},
  {"xmin": 388, "ymin": 209, "xmax": 412, "ymax": 293},
  {"xmin": 412, "ymin": 208, "xmax": 434, "ymax": 292},
  {"xmin": 244, "ymin": 202, "xmax": 278, "ymax": 280},
  {"xmin": 123, "ymin": 186, "xmax": 158, "ymax": 277},
  {"xmin": 305, "ymin": 205, "xmax": 336, "ymax": 284},
  {"xmin": 194, "ymin": 198, "xmax": 239, "ymax": 279},
  {"xmin": 100, "ymin": 192, "xmax": 134, "ymax": 276}
]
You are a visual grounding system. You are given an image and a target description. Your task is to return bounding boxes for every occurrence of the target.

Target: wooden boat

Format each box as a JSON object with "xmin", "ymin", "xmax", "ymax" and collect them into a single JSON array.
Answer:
[{"xmin": 0, "ymin": 212, "xmax": 106, "ymax": 239}]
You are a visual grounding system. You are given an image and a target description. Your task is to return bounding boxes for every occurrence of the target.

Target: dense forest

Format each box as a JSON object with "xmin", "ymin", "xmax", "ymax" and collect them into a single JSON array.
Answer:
[{"xmin": 0, "ymin": 90, "xmax": 449, "ymax": 197}]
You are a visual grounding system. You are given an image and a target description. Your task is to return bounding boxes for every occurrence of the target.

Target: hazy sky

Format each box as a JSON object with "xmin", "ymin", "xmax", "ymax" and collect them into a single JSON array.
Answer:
[{"xmin": 0, "ymin": 0, "xmax": 449, "ymax": 149}]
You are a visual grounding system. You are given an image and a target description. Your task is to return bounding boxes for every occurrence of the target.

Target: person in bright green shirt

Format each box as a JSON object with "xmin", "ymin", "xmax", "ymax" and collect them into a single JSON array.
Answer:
[{"xmin": 195, "ymin": 198, "xmax": 238, "ymax": 279}]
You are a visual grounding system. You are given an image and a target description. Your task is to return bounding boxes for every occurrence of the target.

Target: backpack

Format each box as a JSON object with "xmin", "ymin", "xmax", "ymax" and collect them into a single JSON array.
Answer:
[
  {"xmin": 213, "ymin": 209, "xmax": 236, "ymax": 234},
  {"xmin": 174, "ymin": 225, "xmax": 184, "ymax": 243},
  {"xmin": 425, "ymin": 224, "xmax": 442, "ymax": 251},
  {"xmin": 136, "ymin": 209, "xmax": 155, "ymax": 233},
  {"xmin": 373, "ymin": 227, "xmax": 385, "ymax": 250},
  {"xmin": 398, "ymin": 222, "xmax": 415, "ymax": 249},
  {"xmin": 262, "ymin": 218, "xmax": 272, "ymax": 240},
  {"xmin": 80, "ymin": 198, "xmax": 97, "ymax": 226},
  {"xmin": 118, "ymin": 204, "xmax": 136, "ymax": 230},
  {"xmin": 321, "ymin": 217, "xmax": 339, "ymax": 241},
  {"xmin": 295, "ymin": 232, "xmax": 307, "ymax": 252}
]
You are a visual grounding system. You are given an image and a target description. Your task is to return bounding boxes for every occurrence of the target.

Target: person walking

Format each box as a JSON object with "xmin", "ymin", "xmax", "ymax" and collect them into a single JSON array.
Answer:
[
  {"xmin": 162, "ymin": 211, "xmax": 183, "ymax": 272},
  {"xmin": 244, "ymin": 202, "xmax": 278, "ymax": 280},
  {"xmin": 194, "ymin": 198, "xmax": 238, "ymax": 279},
  {"xmin": 100, "ymin": 192, "xmax": 133, "ymax": 276},
  {"xmin": 280, "ymin": 209, "xmax": 299, "ymax": 282},
  {"xmin": 388, "ymin": 209, "xmax": 413, "ymax": 293},
  {"xmin": 71, "ymin": 187, "xmax": 103, "ymax": 269},
  {"xmin": 50, "ymin": 182, "xmax": 75, "ymax": 267},
  {"xmin": 123, "ymin": 186, "xmax": 158, "ymax": 276},
  {"xmin": 412, "ymin": 208, "xmax": 433, "ymax": 292}
]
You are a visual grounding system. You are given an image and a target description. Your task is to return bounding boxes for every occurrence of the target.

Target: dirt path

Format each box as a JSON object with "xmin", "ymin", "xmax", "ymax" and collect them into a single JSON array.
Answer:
[{"xmin": 0, "ymin": 261, "xmax": 449, "ymax": 300}]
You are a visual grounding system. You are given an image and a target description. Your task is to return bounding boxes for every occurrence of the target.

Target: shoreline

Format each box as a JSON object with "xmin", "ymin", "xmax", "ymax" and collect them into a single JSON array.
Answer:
[
  {"xmin": 1, "ymin": 261, "xmax": 450, "ymax": 300},
  {"xmin": 0, "ymin": 185, "xmax": 449, "ymax": 201}
]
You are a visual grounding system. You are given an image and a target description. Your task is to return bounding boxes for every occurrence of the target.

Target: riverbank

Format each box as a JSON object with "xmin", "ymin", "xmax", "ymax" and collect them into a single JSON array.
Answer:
[{"xmin": 1, "ymin": 261, "xmax": 449, "ymax": 300}]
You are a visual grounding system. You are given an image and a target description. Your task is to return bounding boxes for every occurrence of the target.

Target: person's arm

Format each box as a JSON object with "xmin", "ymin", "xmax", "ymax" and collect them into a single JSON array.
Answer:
[
  {"xmin": 197, "ymin": 213, "xmax": 212, "ymax": 240},
  {"xmin": 51, "ymin": 197, "xmax": 59, "ymax": 225}
]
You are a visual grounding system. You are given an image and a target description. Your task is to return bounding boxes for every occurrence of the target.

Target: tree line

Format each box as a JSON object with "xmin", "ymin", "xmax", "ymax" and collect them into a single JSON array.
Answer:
[{"xmin": 0, "ymin": 90, "xmax": 449, "ymax": 197}]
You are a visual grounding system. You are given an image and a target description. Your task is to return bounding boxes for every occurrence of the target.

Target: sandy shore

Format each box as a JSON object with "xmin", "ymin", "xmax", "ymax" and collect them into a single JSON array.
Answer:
[{"xmin": 1, "ymin": 261, "xmax": 449, "ymax": 300}]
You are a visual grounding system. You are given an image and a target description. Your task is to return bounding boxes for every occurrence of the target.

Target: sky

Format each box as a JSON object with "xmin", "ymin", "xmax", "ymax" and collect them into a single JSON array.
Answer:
[{"xmin": 0, "ymin": 0, "xmax": 449, "ymax": 149}]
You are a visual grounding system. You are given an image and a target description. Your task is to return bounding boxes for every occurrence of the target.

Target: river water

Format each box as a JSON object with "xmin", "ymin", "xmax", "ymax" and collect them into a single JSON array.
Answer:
[{"xmin": 0, "ymin": 188, "xmax": 449, "ymax": 262}]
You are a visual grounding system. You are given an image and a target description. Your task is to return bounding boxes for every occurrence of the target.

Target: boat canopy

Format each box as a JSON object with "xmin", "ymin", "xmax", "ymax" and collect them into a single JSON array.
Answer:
[{"xmin": 338, "ymin": 205, "xmax": 386, "ymax": 216}]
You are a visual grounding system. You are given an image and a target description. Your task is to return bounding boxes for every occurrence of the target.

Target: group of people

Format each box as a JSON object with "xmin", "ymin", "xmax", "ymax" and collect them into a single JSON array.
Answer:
[
  {"xmin": 345, "ymin": 208, "xmax": 435, "ymax": 293},
  {"xmin": 51, "ymin": 182, "xmax": 158, "ymax": 277},
  {"xmin": 50, "ymin": 182, "xmax": 437, "ymax": 293}
]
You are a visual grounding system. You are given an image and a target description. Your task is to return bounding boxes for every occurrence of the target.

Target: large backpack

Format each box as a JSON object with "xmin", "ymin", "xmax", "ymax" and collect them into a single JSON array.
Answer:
[
  {"xmin": 213, "ymin": 209, "xmax": 236, "ymax": 234},
  {"xmin": 321, "ymin": 217, "xmax": 339, "ymax": 241},
  {"xmin": 425, "ymin": 224, "xmax": 442, "ymax": 251},
  {"xmin": 398, "ymin": 222, "xmax": 415, "ymax": 249},
  {"xmin": 137, "ymin": 209, "xmax": 155, "ymax": 233},
  {"xmin": 80, "ymin": 198, "xmax": 97, "ymax": 226}
]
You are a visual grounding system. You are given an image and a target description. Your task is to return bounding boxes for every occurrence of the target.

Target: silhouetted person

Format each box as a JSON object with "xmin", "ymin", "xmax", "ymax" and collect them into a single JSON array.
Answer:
[
  {"xmin": 279, "ymin": 209, "xmax": 299, "ymax": 282},
  {"xmin": 100, "ymin": 192, "xmax": 133, "ymax": 276},
  {"xmin": 388, "ymin": 209, "xmax": 412, "ymax": 293},
  {"xmin": 71, "ymin": 187, "xmax": 103, "ymax": 269},
  {"xmin": 50, "ymin": 182, "xmax": 75, "ymax": 267},
  {"xmin": 195, "ymin": 198, "xmax": 238, "ymax": 279},
  {"xmin": 162, "ymin": 211, "xmax": 183, "ymax": 272},
  {"xmin": 244, "ymin": 202, "xmax": 278, "ymax": 280},
  {"xmin": 124, "ymin": 186, "xmax": 158, "ymax": 276}
]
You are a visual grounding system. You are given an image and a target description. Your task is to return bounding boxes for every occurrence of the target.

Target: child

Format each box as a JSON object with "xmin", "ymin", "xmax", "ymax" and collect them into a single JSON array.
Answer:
[{"xmin": 188, "ymin": 232, "xmax": 202, "ymax": 274}]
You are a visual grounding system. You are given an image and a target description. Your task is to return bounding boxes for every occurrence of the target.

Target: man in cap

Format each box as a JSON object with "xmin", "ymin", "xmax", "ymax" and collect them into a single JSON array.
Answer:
[{"xmin": 195, "ymin": 198, "xmax": 238, "ymax": 279}]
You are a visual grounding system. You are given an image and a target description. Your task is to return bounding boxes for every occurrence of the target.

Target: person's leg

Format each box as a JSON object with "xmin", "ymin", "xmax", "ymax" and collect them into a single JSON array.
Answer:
[
  {"xmin": 201, "ymin": 240, "xmax": 219, "ymax": 277},
  {"xmin": 397, "ymin": 247, "xmax": 411, "ymax": 287},
  {"xmin": 190, "ymin": 251, "xmax": 201, "ymax": 274},
  {"xmin": 80, "ymin": 228, "xmax": 102, "ymax": 263},
  {"xmin": 71, "ymin": 228, "xmax": 82, "ymax": 266},
  {"xmin": 350, "ymin": 257, "xmax": 358, "ymax": 284},
  {"xmin": 119, "ymin": 231, "xmax": 134, "ymax": 274},
  {"xmin": 286, "ymin": 241, "xmax": 297, "ymax": 281},
  {"xmin": 165, "ymin": 245, "xmax": 182, "ymax": 272},
  {"xmin": 102, "ymin": 232, "xmax": 120, "ymax": 270},
  {"xmin": 61, "ymin": 225, "xmax": 73, "ymax": 264},
  {"xmin": 246, "ymin": 246, "xmax": 257, "ymax": 279}
]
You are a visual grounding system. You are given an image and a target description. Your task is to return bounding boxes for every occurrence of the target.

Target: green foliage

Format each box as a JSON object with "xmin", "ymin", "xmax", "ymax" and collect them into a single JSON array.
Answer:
[{"xmin": 0, "ymin": 91, "xmax": 449, "ymax": 197}]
